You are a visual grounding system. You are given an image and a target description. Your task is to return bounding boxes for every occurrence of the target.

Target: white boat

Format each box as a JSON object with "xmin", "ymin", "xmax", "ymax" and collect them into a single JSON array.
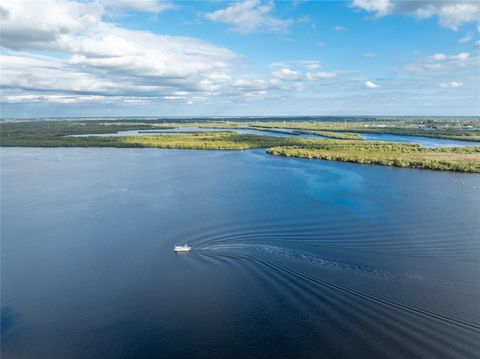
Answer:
[{"xmin": 174, "ymin": 244, "xmax": 191, "ymax": 253}]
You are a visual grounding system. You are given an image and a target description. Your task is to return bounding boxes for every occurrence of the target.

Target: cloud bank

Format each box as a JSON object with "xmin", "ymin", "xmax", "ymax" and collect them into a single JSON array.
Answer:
[{"xmin": 352, "ymin": 0, "xmax": 480, "ymax": 30}]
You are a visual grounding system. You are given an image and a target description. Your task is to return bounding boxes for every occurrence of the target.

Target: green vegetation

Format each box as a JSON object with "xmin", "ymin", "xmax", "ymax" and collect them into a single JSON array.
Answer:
[
  {"xmin": 0, "ymin": 121, "xmax": 307, "ymax": 149},
  {"xmin": 119, "ymin": 133, "xmax": 305, "ymax": 150},
  {"xmin": 267, "ymin": 142, "xmax": 480, "ymax": 173},
  {"xmin": 1, "ymin": 119, "xmax": 479, "ymax": 172}
]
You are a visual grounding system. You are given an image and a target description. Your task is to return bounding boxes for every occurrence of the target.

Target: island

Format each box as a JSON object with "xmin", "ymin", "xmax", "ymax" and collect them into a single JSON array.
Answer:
[{"xmin": 1, "ymin": 118, "xmax": 479, "ymax": 173}]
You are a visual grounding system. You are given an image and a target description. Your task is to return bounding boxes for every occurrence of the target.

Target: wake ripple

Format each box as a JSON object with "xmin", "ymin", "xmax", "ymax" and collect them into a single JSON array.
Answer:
[
  {"xmin": 197, "ymin": 243, "xmax": 476, "ymax": 294},
  {"xmin": 193, "ymin": 247, "xmax": 480, "ymax": 357}
]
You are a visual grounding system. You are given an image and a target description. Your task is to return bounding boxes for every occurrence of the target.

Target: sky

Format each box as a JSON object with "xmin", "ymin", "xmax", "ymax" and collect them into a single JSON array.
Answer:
[{"xmin": 1, "ymin": 0, "xmax": 479, "ymax": 118}]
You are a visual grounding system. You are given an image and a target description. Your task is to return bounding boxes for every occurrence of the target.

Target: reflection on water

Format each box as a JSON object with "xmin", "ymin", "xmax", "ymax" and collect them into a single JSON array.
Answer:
[{"xmin": 1, "ymin": 147, "xmax": 479, "ymax": 358}]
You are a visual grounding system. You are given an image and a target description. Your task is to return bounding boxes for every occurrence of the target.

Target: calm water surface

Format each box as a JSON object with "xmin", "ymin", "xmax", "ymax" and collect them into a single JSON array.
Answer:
[
  {"xmin": 1, "ymin": 147, "xmax": 479, "ymax": 359},
  {"xmin": 358, "ymin": 132, "xmax": 480, "ymax": 148},
  {"xmin": 69, "ymin": 127, "xmax": 318, "ymax": 138}
]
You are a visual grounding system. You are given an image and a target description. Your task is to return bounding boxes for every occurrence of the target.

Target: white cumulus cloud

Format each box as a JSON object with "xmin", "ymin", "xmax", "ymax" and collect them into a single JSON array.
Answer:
[
  {"xmin": 271, "ymin": 68, "xmax": 301, "ymax": 80},
  {"xmin": 0, "ymin": 0, "xmax": 103, "ymax": 51},
  {"xmin": 403, "ymin": 51, "xmax": 476, "ymax": 73},
  {"xmin": 364, "ymin": 80, "xmax": 380, "ymax": 88},
  {"xmin": 429, "ymin": 53, "xmax": 447, "ymax": 61},
  {"xmin": 440, "ymin": 81, "xmax": 464, "ymax": 88},
  {"xmin": 297, "ymin": 60, "xmax": 322, "ymax": 70},
  {"xmin": 352, "ymin": 0, "xmax": 392, "ymax": 16},
  {"xmin": 450, "ymin": 52, "xmax": 469, "ymax": 61},
  {"xmin": 100, "ymin": 0, "xmax": 175, "ymax": 14},
  {"xmin": 0, "ymin": 0, "xmax": 285, "ymax": 106},
  {"xmin": 204, "ymin": 0, "xmax": 293, "ymax": 34},
  {"xmin": 352, "ymin": 0, "xmax": 480, "ymax": 30},
  {"xmin": 306, "ymin": 72, "xmax": 337, "ymax": 80}
]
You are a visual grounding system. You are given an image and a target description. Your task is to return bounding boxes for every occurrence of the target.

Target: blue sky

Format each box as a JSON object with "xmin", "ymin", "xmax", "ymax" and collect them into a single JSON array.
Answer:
[{"xmin": 1, "ymin": 0, "xmax": 479, "ymax": 118}]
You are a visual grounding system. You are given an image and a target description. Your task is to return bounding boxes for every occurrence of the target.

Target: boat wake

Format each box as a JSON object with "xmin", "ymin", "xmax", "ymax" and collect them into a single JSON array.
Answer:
[
  {"xmin": 193, "ymin": 242, "xmax": 480, "ymax": 357},
  {"xmin": 197, "ymin": 243, "xmax": 475, "ymax": 294}
]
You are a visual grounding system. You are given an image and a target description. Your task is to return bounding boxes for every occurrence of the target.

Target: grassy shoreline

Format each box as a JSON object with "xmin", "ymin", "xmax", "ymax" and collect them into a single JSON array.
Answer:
[{"xmin": 267, "ymin": 143, "xmax": 480, "ymax": 173}]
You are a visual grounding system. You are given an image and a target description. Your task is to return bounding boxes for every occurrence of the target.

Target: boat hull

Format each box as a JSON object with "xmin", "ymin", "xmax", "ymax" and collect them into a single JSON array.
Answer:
[{"xmin": 174, "ymin": 245, "xmax": 191, "ymax": 253}]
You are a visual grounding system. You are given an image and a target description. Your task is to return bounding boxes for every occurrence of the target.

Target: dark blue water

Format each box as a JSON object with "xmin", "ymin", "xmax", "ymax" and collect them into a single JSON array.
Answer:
[{"xmin": 1, "ymin": 147, "xmax": 479, "ymax": 359}]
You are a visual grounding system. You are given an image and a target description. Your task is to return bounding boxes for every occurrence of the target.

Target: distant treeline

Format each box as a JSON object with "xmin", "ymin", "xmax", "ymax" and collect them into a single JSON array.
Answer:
[{"xmin": 3, "ymin": 116, "xmax": 479, "ymax": 124}]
